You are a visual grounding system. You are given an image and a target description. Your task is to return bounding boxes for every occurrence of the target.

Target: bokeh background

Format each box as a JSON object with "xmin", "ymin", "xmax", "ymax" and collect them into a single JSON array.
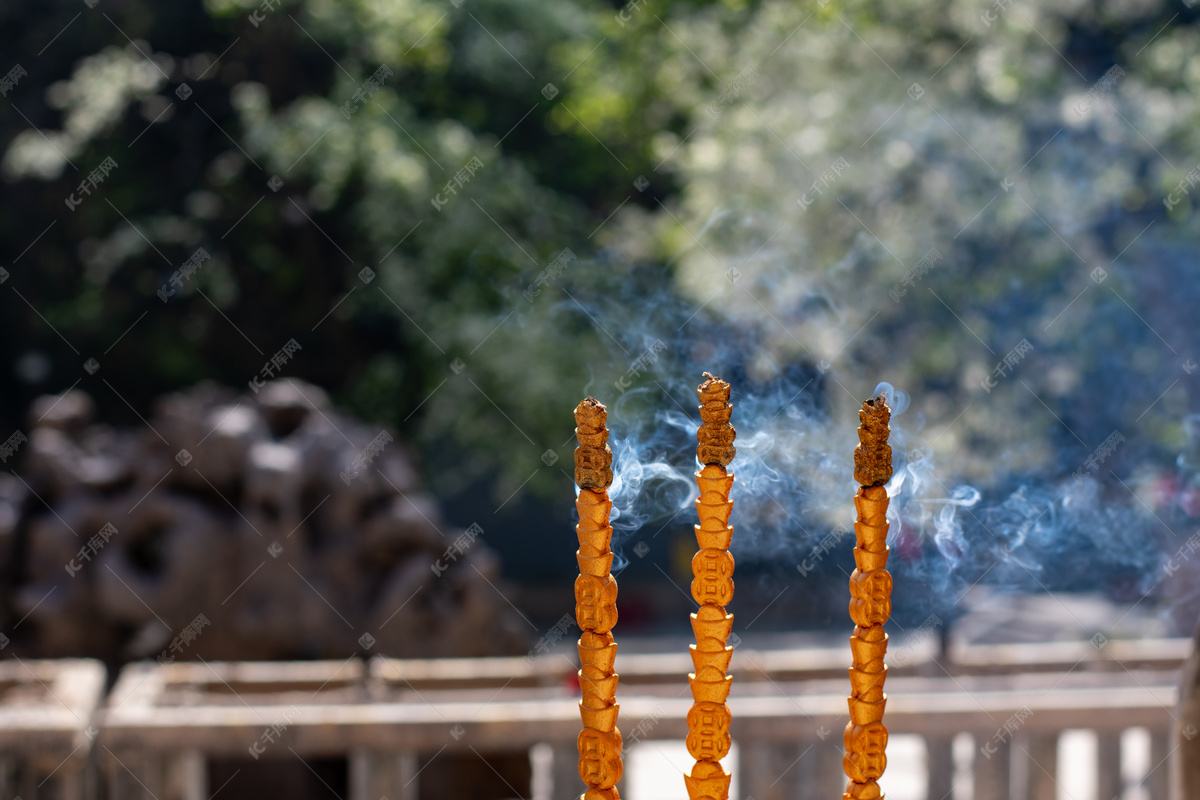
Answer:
[{"xmin": 1, "ymin": 0, "xmax": 1200, "ymax": 669}]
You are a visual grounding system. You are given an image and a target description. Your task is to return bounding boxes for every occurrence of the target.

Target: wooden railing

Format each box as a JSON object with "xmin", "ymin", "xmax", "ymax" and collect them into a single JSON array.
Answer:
[
  {"xmin": 0, "ymin": 658, "xmax": 106, "ymax": 799},
  {"xmin": 0, "ymin": 638, "xmax": 1189, "ymax": 799}
]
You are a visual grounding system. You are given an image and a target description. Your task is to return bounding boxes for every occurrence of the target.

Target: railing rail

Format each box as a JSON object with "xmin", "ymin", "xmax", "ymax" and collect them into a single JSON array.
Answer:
[
  {"xmin": 0, "ymin": 658, "xmax": 106, "ymax": 800},
  {"xmin": 0, "ymin": 640, "xmax": 1188, "ymax": 799},
  {"xmin": 369, "ymin": 636, "xmax": 1192, "ymax": 687}
]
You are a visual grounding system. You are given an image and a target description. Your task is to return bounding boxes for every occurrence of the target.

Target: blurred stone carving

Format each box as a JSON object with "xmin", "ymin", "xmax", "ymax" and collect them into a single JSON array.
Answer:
[{"xmin": 0, "ymin": 379, "xmax": 525, "ymax": 661}]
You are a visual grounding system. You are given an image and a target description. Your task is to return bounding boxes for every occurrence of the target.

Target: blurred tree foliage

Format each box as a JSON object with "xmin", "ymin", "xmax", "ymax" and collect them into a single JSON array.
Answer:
[
  {"xmin": 0, "ymin": 0, "xmax": 1196, "ymax": 507},
  {"xmin": 598, "ymin": 0, "xmax": 1200, "ymax": 486},
  {"xmin": 0, "ymin": 0, "xmax": 711, "ymax": 499}
]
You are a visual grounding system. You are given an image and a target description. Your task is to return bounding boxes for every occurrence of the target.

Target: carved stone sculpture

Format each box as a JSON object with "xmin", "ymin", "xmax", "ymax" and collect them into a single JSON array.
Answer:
[{"xmin": 0, "ymin": 379, "xmax": 525, "ymax": 661}]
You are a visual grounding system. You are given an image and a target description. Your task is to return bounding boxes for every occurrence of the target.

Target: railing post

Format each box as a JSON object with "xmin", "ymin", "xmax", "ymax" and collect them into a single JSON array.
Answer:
[
  {"xmin": 0, "ymin": 755, "xmax": 13, "ymax": 799},
  {"xmin": 350, "ymin": 749, "xmax": 371, "ymax": 800},
  {"xmin": 529, "ymin": 743, "xmax": 552, "ymax": 800},
  {"xmin": 925, "ymin": 735, "xmax": 954, "ymax": 800},
  {"xmin": 739, "ymin": 740, "xmax": 799, "ymax": 800},
  {"xmin": 1018, "ymin": 732, "xmax": 1057, "ymax": 800},
  {"xmin": 399, "ymin": 750, "xmax": 419, "ymax": 800},
  {"xmin": 58, "ymin": 763, "xmax": 86, "ymax": 800},
  {"xmin": 973, "ymin": 737, "xmax": 1010, "ymax": 800},
  {"xmin": 166, "ymin": 749, "xmax": 206, "ymax": 800},
  {"xmin": 797, "ymin": 735, "xmax": 845, "ymax": 800},
  {"xmin": 1096, "ymin": 731, "xmax": 1122, "ymax": 800},
  {"xmin": 552, "ymin": 741, "xmax": 583, "ymax": 799},
  {"xmin": 1147, "ymin": 727, "xmax": 1170, "ymax": 800},
  {"xmin": 106, "ymin": 751, "xmax": 166, "ymax": 800},
  {"xmin": 349, "ymin": 749, "xmax": 419, "ymax": 800}
]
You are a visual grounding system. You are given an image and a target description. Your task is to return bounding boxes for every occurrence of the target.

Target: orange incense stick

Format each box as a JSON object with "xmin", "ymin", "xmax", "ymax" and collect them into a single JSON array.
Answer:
[
  {"xmin": 685, "ymin": 373, "xmax": 736, "ymax": 800},
  {"xmin": 573, "ymin": 398, "xmax": 623, "ymax": 800},
  {"xmin": 844, "ymin": 394, "xmax": 894, "ymax": 800}
]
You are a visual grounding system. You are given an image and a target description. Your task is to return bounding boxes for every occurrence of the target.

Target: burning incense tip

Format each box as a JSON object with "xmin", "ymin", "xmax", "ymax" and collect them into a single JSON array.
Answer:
[
  {"xmin": 853, "ymin": 394, "xmax": 893, "ymax": 487},
  {"xmin": 697, "ymin": 372, "xmax": 736, "ymax": 467},
  {"xmin": 575, "ymin": 397, "xmax": 614, "ymax": 490}
]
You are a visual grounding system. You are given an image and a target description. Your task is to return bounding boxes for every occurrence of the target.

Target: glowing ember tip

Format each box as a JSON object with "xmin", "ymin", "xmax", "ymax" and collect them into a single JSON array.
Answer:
[
  {"xmin": 854, "ymin": 393, "xmax": 893, "ymax": 487},
  {"xmin": 697, "ymin": 372, "xmax": 736, "ymax": 467},
  {"xmin": 575, "ymin": 397, "xmax": 614, "ymax": 490}
]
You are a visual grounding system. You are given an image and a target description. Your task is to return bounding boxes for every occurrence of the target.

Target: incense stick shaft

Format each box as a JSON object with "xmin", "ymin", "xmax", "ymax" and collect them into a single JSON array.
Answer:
[
  {"xmin": 686, "ymin": 374, "xmax": 736, "ymax": 800},
  {"xmin": 574, "ymin": 399, "xmax": 622, "ymax": 800},
  {"xmin": 845, "ymin": 395, "xmax": 893, "ymax": 800}
]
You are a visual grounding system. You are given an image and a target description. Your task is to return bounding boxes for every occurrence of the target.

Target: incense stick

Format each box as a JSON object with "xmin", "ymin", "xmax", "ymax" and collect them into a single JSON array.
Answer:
[
  {"xmin": 685, "ymin": 373, "xmax": 736, "ymax": 800},
  {"xmin": 844, "ymin": 394, "xmax": 894, "ymax": 800},
  {"xmin": 574, "ymin": 398, "xmax": 623, "ymax": 800}
]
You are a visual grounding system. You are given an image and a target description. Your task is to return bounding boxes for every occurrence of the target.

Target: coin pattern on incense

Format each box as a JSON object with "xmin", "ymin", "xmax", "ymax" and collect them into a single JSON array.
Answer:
[
  {"xmin": 685, "ymin": 373, "xmax": 736, "ymax": 800},
  {"xmin": 574, "ymin": 397, "xmax": 623, "ymax": 800},
  {"xmin": 844, "ymin": 394, "xmax": 894, "ymax": 800}
]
